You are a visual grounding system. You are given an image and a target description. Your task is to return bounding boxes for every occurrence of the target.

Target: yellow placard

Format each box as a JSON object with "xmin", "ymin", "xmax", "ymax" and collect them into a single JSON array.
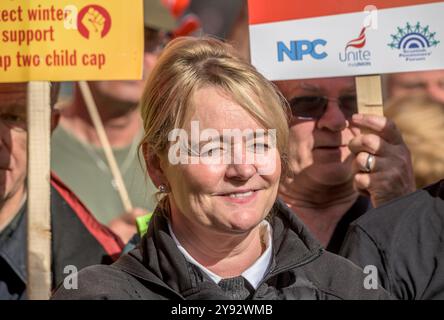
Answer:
[{"xmin": 0, "ymin": 0, "xmax": 143, "ymax": 82}]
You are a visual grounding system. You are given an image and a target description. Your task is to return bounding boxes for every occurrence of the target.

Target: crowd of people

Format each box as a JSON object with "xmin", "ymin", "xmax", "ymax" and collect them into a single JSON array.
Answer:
[{"xmin": 1, "ymin": 0, "xmax": 443, "ymax": 300}]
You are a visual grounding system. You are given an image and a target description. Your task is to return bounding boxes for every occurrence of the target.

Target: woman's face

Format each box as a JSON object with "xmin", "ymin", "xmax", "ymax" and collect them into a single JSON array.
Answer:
[{"xmin": 160, "ymin": 86, "xmax": 281, "ymax": 235}]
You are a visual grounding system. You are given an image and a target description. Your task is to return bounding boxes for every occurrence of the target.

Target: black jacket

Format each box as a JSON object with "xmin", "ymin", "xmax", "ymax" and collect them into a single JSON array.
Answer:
[
  {"xmin": 0, "ymin": 173, "xmax": 124, "ymax": 300},
  {"xmin": 53, "ymin": 200, "xmax": 390, "ymax": 300},
  {"xmin": 327, "ymin": 196, "xmax": 371, "ymax": 253},
  {"xmin": 340, "ymin": 179, "xmax": 444, "ymax": 300}
]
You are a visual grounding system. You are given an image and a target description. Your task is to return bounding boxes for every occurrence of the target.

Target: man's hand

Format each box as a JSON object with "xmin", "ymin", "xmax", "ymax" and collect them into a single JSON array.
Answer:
[
  {"xmin": 348, "ymin": 113, "xmax": 416, "ymax": 207},
  {"xmin": 108, "ymin": 207, "xmax": 147, "ymax": 244},
  {"xmin": 81, "ymin": 7, "xmax": 105, "ymax": 40}
]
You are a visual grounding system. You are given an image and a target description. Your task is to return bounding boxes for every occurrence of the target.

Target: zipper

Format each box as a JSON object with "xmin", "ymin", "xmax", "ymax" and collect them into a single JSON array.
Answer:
[
  {"xmin": 252, "ymin": 247, "xmax": 324, "ymax": 297},
  {"xmin": 127, "ymin": 270, "xmax": 186, "ymax": 300}
]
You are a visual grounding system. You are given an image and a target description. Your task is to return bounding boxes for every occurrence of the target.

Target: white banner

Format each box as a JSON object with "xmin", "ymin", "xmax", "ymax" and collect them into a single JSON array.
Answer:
[{"xmin": 249, "ymin": 2, "xmax": 444, "ymax": 80}]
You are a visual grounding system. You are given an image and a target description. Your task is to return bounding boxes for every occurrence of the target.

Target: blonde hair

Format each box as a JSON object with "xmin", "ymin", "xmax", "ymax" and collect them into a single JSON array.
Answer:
[
  {"xmin": 140, "ymin": 36, "xmax": 289, "ymax": 155},
  {"xmin": 139, "ymin": 37, "xmax": 290, "ymax": 208},
  {"xmin": 386, "ymin": 96, "xmax": 444, "ymax": 187}
]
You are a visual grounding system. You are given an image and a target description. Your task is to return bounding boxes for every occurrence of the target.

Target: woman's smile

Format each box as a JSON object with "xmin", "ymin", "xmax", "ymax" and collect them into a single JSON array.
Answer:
[{"xmin": 215, "ymin": 189, "xmax": 259, "ymax": 204}]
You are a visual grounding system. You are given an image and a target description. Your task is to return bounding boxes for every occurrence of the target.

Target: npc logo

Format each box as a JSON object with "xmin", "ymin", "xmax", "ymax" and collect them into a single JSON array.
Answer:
[
  {"xmin": 388, "ymin": 22, "xmax": 440, "ymax": 62},
  {"xmin": 339, "ymin": 26, "xmax": 372, "ymax": 67},
  {"xmin": 277, "ymin": 39, "xmax": 327, "ymax": 62}
]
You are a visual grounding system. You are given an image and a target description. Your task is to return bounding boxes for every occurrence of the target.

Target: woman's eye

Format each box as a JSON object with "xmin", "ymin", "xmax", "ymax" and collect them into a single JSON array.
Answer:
[
  {"xmin": 253, "ymin": 143, "xmax": 270, "ymax": 153},
  {"xmin": 200, "ymin": 143, "xmax": 225, "ymax": 157},
  {"xmin": 187, "ymin": 144, "xmax": 200, "ymax": 157},
  {"xmin": 247, "ymin": 140, "xmax": 270, "ymax": 153}
]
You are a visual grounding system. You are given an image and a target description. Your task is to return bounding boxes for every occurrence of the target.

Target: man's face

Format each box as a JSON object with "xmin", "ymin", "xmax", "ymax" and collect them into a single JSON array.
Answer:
[
  {"xmin": 90, "ymin": 27, "xmax": 170, "ymax": 106},
  {"xmin": 0, "ymin": 83, "xmax": 28, "ymax": 204},
  {"xmin": 275, "ymin": 77, "xmax": 359, "ymax": 186},
  {"xmin": 388, "ymin": 70, "xmax": 444, "ymax": 104}
]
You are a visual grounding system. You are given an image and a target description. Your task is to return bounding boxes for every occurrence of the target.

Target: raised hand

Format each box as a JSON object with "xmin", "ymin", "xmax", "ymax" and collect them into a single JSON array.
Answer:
[
  {"xmin": 349, "ymin": 113, "xmax": 416, "ymax": 207},
  {"xmin": 81, "ymin": 7, "xmax": 105, "ymax": 39}
]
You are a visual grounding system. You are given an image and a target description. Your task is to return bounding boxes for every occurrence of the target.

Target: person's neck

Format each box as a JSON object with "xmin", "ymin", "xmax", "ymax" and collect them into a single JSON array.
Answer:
[
  {"xmin": 170, "ymin": 213, "xmax": 264, "ymax": 278},
  {"xmin": 279, "ymin": 174, "xmax": 359, "ymax": 247},
  {"xmin": 0, "ymin": 185, "xmax": 26, "ymax": 233},
  {"xmin": 59, "ymin": 88, "xmax": 142, "ymax": 148}
]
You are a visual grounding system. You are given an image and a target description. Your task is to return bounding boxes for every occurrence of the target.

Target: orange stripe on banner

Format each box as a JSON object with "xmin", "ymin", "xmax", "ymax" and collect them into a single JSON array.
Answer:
[{"xmin": 248, "ymin": 0, "xmax": 444, "ymax": 25}]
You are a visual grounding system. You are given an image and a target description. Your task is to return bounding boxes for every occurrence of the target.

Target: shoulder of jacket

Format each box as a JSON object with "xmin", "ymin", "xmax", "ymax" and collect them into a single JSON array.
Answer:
[
  {"xmin": 299, "ymin": 250, "xmax": 391, "ymax": 300},
  {"xmin": 52, "ymin": 264, "xmax": 140, "ymax": 300}
]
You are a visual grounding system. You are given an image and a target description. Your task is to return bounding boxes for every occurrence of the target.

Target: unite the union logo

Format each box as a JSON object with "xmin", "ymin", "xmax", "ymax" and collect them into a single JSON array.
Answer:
[
  {"xmin": 339, "ymin": 26, "xmax": 372, "ymax": 67},
  {"xmin": 388, "ymin": 22, "xmax": 440, "ymax": 62}
]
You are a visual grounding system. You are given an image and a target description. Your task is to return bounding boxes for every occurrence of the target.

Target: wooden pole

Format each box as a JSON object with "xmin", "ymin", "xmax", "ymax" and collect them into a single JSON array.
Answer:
[
  {"xmin": 355, "ymin": 75, "xmax": 384, "ymax": 117},
  {"xmin": 27, "ymin": 81, "xmax": 52, "ymax": 300},
  {"xmin": 78, "ymin": 81, "xmax": 133, "ymax": 213}
]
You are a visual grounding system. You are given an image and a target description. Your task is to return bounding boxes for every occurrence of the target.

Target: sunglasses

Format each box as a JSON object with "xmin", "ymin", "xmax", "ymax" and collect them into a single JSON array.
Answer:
[{"xmin": 288, "ymin": 95, "xmax": 358, "ymax": 120}]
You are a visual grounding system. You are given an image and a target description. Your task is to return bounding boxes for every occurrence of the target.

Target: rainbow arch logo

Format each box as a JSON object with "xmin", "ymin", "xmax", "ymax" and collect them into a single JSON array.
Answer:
[
  {"xmin": 388, "ymin": 22, "xmax": 440, "ymax": 50},
  {"xmin": 388, "ymin": 22, "xmax": 439, "ymax": 62}
]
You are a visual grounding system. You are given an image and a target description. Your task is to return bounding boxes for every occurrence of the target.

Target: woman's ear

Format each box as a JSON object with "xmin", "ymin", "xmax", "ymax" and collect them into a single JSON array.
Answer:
[{"xmin": 142, "ymin": 143, "xmax": 167, "ymax": 188}]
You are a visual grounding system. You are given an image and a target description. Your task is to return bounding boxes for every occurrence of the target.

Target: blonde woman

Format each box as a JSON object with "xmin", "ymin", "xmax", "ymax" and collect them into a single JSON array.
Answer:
[{"xmin": 53, "ymin": 37, "xmax": 389, "ymax": 300}]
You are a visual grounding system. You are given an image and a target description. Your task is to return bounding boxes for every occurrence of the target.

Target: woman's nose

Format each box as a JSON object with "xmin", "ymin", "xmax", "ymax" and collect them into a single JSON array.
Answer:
[{"xmin": 225, "ymin": 162, "xmax": 257, "ymax": 181}]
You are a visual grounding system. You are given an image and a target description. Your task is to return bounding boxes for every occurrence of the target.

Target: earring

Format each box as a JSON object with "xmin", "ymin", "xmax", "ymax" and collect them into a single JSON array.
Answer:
[{"xmin": 159, "ymin": 184, "xmax": 167, "ymax": 193}]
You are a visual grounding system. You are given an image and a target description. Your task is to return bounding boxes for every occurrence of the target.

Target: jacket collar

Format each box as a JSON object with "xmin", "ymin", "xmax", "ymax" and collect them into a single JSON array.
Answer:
[
  {"xmin": 268, "ymin": 199, "xmax": 323, "ymax": 275},
  {"xmin": 118, "ymin": 200, "xmax": 323, "ymax": 298}
]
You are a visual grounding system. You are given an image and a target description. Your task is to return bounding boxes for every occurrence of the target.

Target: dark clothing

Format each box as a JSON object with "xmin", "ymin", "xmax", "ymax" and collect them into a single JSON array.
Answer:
[
  {"xmin": 0, "ymin": 206, "xmax": 23, "ymax": 245},
  {"xmin": 340, "ymin": 179, "xmax": 444, "ymax": 300},
  {"xmin": 53, "ymin": 200, "xmax": 390, "ymax": 300},
  {"xmin": 0, "ymin": 206, "xmax": 27, "ymax": 299},
  {"xmin": 217, "ymin": 276, "xmax": 255, "ymax": 299},
  {"xmin": 123, "ymin": 196, "xmax": 372, "ymax": 256},
  {"xmin": 327, "ymin": 196, "xmax": 371, "ymax": 253},
  {"xmin": 122, "ymin": 233, "xmax": 141, "ymax": 255},
  {"xmin": 0, "ymin": 173, "xmax": 124, "ymax": 300}
]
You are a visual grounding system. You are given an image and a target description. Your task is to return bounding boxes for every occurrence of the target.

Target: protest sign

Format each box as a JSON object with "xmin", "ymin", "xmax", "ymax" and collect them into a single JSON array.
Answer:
[
  {"xmin": 0, "ymin": 0, "xmax": 143, "ymax": 81},
  {"xmin": 26, "ymin": 81, "xmax": 51, "ymax": 300},
  {"xmin": 248, "ymin": 0, "xmax": 444, "ymax": 80},
  {"xmin": 0, "ymin": 0, "xmax": 143, "ymax": 299}
]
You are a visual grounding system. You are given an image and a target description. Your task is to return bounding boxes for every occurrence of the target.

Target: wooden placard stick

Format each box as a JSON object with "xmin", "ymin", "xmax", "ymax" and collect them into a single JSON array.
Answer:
[
  {"xmin": 27, "ymin": 81, "xmax": 52, "ymax": 300},
  {"xmin": 78, "ymin": 81, "xmax": 133, "ymax": 213},
  {"xmin": 355, "ymin": 75, "xmax": 384, "ymax": 118}
]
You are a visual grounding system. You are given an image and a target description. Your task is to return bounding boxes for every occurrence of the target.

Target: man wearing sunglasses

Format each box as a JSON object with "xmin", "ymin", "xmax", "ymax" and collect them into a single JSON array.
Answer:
[
  {"xmin": 274, "ymin": 77, "xmax": 416, "ymax": 253},
  {"xmin": 0, "ymin": 82, "xmax": 124, "ymax": 299},
  {"xmin": 51, "ymin": 0, "xmax": 198, "ymax": 244}
]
